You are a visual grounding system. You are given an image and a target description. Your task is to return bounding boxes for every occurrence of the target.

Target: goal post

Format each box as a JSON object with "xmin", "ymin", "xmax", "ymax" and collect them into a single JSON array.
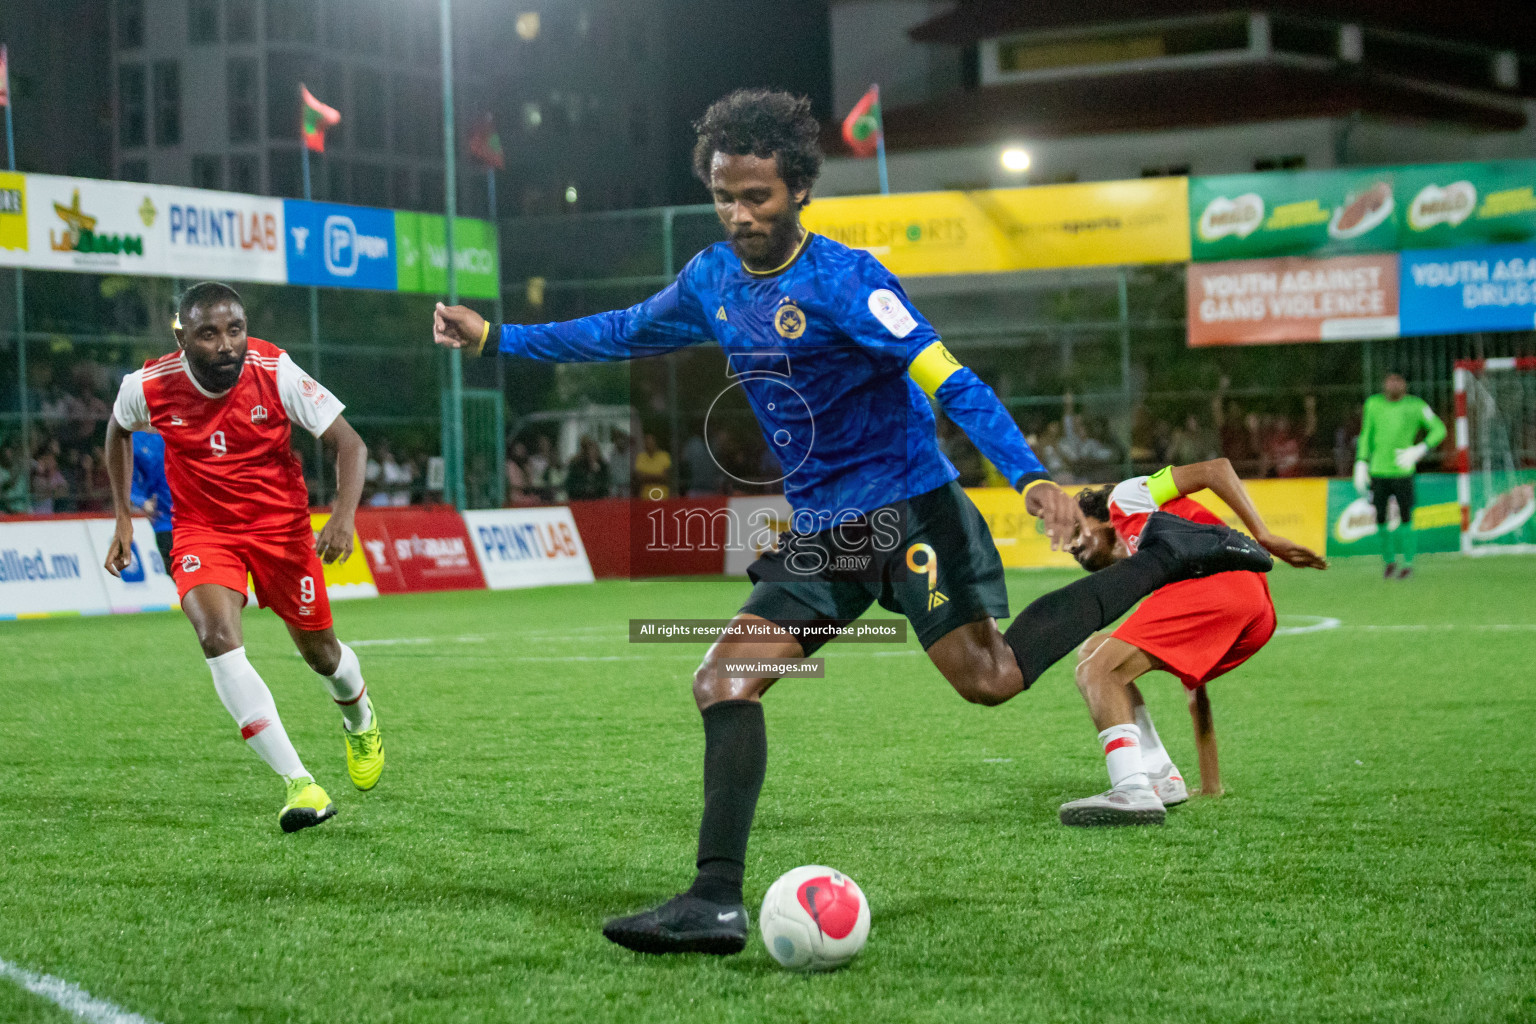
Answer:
[{"xmin": 1454, "ymin": 357, "xmax": 1536, "ymax": 556}]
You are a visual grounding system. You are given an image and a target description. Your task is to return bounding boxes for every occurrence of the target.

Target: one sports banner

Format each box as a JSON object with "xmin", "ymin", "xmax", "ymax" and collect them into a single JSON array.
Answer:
[
  {"xmin": 462, "ymin": 507, "xmax": 594, "ymax": 590},
  {"xmin": 1325, "ymin": 474, "xmax": 1462, "ymax": 558},
  {"xmin": 0, "ymin": 520, "xmax": 112, "ymax": 620},
  {"xmin": 803, "ymin": 178, "xmax": 1190, "ymax": 276},
  {"xmin": 81, "ymin": 517, "xmax": 179, "ymax": 614},
  {"xmin": 0, "ymin": 174, "xmax": 287, "ymax": 282},
  {"xmin": 1399, "ymin": 243, "xmax": 1536, "ymax": 336},
  {"xmin": 353, "ymin": 506, "xmax": 485, "ymax": 594},
  {"xmin": 308, "ymin": 513, "xmax": 378, "ymax": 600},
  {"xmin": 1186, "ymin": 253, "xmax": 1399, "ymax": 347},
  {"xmin": 394, "ymin": 211, "xmax": 500, "ymax": 300},
  {"xmin": 282, "ymin": 199, "xmax": 397, "ymax": 290}
]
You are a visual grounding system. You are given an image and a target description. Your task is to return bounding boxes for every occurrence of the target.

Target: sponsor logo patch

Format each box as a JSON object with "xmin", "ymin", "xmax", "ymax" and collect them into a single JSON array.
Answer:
[
  {"xmin": 180, "ymin": 554, "xmax": 202, "ymax": 573},
  {"xmin": 868, "ymin": 288, "xmax": 918, "ymax": 338}
]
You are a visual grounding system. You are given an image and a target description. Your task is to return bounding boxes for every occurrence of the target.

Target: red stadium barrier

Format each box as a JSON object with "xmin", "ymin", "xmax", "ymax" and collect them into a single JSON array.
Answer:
[
  {"xmin": 566, "ymin": 498, "xmax": 730, "ymax": 579},
  {"xmin": 353, "ymin": 506, "xmax": 486, "ymax": 594}
]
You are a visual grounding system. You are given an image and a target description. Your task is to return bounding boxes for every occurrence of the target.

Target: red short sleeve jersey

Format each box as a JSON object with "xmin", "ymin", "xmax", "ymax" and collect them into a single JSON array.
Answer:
[
  {"xmin": 1107, "ymin": 466, "xmax": 1223, "ymax": 554},
  {"xmin": 112, "ymin": 337, "xmax": 345, "ymax": 533}
]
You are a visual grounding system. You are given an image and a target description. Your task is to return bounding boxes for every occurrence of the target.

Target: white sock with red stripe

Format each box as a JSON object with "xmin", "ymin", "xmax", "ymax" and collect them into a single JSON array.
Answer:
[
  {"xmin": 207, "ymin": 647, "xmax": 308, "ymax": 782},
  {"xmin": 322, "ymin": 643, "xmax": 372, "ymax": 733},
  {"xmin": 1132, "ymin": 703, "xmax": 1174, "ymax": 775},
  {"xmin": 1099, "ymin": 723, "xmax": 1149, "ymax": 790}
]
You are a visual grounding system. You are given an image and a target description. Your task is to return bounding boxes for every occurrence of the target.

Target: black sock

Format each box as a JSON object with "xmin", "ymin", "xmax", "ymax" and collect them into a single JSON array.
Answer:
[
  {"xmin": 686, "ymin": 700, "xmax": 766, "ymax": 906},
  {"xmin": 1003, "ymin": 546, "xmax": 1179, "ymax": 688}
]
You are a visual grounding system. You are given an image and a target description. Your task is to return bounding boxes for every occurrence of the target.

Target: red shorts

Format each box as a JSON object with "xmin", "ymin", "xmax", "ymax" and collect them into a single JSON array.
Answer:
[
  {"xmin": 1112, "ymin": 572, "xmax": 1275, "ymax": 689},
  {"xmin": 171, "ymin": 524, "xmax": 333, "ymax": 631}
]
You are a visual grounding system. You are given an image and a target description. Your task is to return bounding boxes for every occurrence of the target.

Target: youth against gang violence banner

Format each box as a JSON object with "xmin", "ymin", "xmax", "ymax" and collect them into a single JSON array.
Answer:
[
  {"xmin": 461, "ymin": 507, "xmax": 594, "ymax": 590},
  {"xmin": 803, "ymin": 177, "xmax": 1190, "ymax": 276},
  {"xmin": 1186, "ymin": 253, "xmax": 1399, "ymax": 347}
]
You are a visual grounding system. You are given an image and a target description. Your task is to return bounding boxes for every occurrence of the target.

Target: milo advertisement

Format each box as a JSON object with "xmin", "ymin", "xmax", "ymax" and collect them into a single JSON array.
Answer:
[
  {"xmin": 1397, "ymin": 160, "xmax": 1536, "ymax": 250},
  {"xmin": 1325, "ymin": 473, "xmax": 1462, "ymax": 558},
  {"xmin": 1190, "ymin": 168, "xmax": 1399, "ymax": 262}
]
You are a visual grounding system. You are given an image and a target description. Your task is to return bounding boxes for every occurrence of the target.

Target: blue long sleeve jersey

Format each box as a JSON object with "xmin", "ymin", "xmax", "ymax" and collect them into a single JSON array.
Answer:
[
  {"xmin": 130, "ymin": 431, "xmax": 174, "ymax": 533},
  {"xmin": 491, "ymin": 233, "xmax": 1048, "ymax": 522}
]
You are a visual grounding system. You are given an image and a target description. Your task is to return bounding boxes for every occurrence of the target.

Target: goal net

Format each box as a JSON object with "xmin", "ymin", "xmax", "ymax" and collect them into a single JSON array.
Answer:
[{"xmin": 1455, "ymin": 357, "xmax": 1536, "ymax": 555}]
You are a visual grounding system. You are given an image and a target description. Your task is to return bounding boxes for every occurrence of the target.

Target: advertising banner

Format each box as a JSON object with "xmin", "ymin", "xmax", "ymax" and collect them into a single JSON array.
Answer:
[
  {"xmin": 1, "ymin": 175, "xmax": 287, "ymax": 283},
  {"xmin": 283, "ymin": 199, "xmax": 398, "ymax": 291},
  {"xmin": 1187, "ymin": 254, "xmax": 1399, "ymax": 346},
  {"xmin": 0, "ymin": 171, "xmax": 24, "ymax": 254},
  {"xmin": 1325, "ymin": 474, "xmax": 1461, "ymax": 558},
  {"xmin": 395, "ymin": 212, "xmax": 499, "ymax": 299},
  {"xmin": 308, "ymin": 512, "xmax": 378, "ymax": 600},
  {"xmin": 803, "ymin": 178, "xmax": 1190, "ymax": 276},
  {"xmin": 1400, "ymin": 243, "xmax": 1536, "ymax": 336},
  {"xmin": 82, "ymin": 517, "xmax": 178, "ymax": 613},
  {"xmin": 1190, "ymin": 168, "xmax": 1399, "ymax": 262},
  {"xmin": 354, "ymin": 506, "xmax": 484, "ymax": 594},
  {"xmin": 1397, "ymin": 161, "xmax": 1536, "ymax": 250},
  {"xmin": 0, "ymin": 520, "xmax": 111, "ymax": 619},
  {"xmin": 462, "ymin": 507, "xmax": 594, "ymax": 589}
]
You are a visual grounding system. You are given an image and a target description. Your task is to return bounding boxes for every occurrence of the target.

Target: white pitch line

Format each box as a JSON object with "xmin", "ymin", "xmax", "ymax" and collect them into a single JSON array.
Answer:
[
  {"xmin": 1273, "ymin": 615, "xmax": 1342, "ymax": 636},
  {"xmin": 0, "ymin": 958, "xmax": 160, "ymax": 1024}
]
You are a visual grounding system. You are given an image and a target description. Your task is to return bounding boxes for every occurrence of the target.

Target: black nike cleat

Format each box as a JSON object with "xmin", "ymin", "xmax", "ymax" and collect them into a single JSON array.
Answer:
[
  {"xmin": 1140, "ymin": 511, "xmax": 1273, "ymax": 580},
  {"xmin": 602, "ymin": 893, "xmax": 750, "ymax": 955}
]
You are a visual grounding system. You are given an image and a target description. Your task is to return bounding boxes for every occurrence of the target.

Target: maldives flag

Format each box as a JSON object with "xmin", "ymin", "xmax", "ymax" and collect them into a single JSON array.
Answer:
[
  {"xmin": 841, "ymin": 85, "xmax": 881, "ymax": 158},
  {"xmin": 300, "ymin": 84, "xmax": 340, "ymax": 152},
  {"xmin": 0, "ymin": 45, "xmax": 10, "ymax": 108},
  {"xmin": 468, "ymin": 112, "xmax": 505, "ymax": 171}
]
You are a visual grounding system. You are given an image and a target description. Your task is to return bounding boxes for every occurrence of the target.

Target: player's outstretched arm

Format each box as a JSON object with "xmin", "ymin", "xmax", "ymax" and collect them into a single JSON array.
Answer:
[
  {"xmin": 1169, "ymin": 458, "xmax": 1327, "ymax": 569},
  {"xmin": 102, "ymin": 415, "xmax": 137, "ymax": 577},
  {"xmin": 433, "ymin": 303, "xmax": 489, "ymax": 351},
  {"xmin": 315, "ymin": 415, "xmax": 366, "ymax": 565}
]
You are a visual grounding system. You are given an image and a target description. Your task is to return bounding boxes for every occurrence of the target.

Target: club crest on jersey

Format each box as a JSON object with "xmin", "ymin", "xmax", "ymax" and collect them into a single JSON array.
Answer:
[
  {"xmin": 250, "ymin": 404, "xmax": 269, "ymax": 423},
  {"xmin": 180, "ymin": 554, "xmax": 201, "ymax": 573},
  {"xmin": 775, "ymin": 300, "xmax": 806, "ymax": 339}
]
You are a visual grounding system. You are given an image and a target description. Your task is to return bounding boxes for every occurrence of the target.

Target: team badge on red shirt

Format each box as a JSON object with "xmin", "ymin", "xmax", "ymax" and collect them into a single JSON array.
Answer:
[
  {"xmin": 251, "ymin": 405, "xmax": 269, "ymax": 423},
  {"xmin": 181, "ymin": 554, "xmax": 201, "ymax": 572}
]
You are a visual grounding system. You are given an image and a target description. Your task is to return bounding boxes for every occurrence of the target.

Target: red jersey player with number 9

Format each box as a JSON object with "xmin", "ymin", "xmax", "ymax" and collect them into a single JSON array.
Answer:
[{"xmin": 102, "ymin": 282, "xmax": 385, "ymax": 833}]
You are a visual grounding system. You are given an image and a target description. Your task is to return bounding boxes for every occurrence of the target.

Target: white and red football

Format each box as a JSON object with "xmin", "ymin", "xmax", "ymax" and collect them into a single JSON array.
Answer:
[{"xmin": 759, "ymin": 865, "xmax": 871, "ymax": 971}]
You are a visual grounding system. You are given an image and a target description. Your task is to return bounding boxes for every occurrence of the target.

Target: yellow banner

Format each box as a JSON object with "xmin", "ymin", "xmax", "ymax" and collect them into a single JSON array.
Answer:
[
  {"xmin": 804, "ymin": 178, "xmax": 1190, "ymax": 277},
  {"xmin": 967, "ymin": 477, "xmax": 1328, "ymax": 570},
  {"xmin": 0, "ymin": 172, "xmax": 25, "ymax": 252},
  {"xmin": 309, "ymin": 513, "xmax": 379, "ymax": 600}
]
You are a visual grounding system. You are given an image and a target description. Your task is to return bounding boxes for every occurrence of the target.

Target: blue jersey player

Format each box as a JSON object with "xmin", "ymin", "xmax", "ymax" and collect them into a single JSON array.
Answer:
[
  {"xmin": 131, "ymin": 430, "xmax": 175, "ymax": 568},
  {"xmin": 434, "ymin": 89, "xmax": 1270, "ymax": 955}
]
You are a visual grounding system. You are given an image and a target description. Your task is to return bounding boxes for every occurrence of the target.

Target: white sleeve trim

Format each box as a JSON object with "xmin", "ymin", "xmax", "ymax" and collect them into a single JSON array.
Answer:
[
  {"xmin": 1108, "ymin": 476, "xmax": 1157, "ymax": 516},
  {"xmin": 276, "ymin": 352, "xmax": 346, "ymax": 439},
  {"xmin": 112, "ymin": 371, "xmax": 150, "ymax": 431}
]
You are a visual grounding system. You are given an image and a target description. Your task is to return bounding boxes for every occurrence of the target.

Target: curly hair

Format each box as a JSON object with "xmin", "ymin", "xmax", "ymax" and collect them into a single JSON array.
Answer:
[
  {"xmin": 1076, "ymin": 484, "xmax": 1115, "ymax": 523},
  {"xmin": 691, "ymin": 89, "xmax": 823, "ymax": 205}
]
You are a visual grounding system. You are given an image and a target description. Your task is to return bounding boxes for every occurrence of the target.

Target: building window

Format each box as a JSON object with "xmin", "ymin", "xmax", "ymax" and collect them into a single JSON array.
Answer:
[
  {"xmin": 265, "ymin": 0, "xmax": 316, "ymax": 44},
  {"xmin": 192, "ymin": 155, "xmax": 224, "ymax": 189},
  {"xmin": 118, "ymin": 65, "xmax": 147, "ymax": 148},
  {"xmin": 1140, "ymin": 164, "xmax": 1191, "ymax": 177},
  {"xmin": 228, "ymin": 59, "xmax": 258, "ymax": 143},
  {"xmin": 353, "ymin": 69, "xmax": 385, "ymax": 152},
  {"xmin": 627, "ymin": 102, "xmax": 648, "ymax": 147},
  {"xmin": 353, "ymin": 163, "xmax": 388, "ymax": 206},
  {"xmin": 120, "ymin": 160, "xmax": 149, "ymax": 183},
  {"xmin": 189, "ymin": 0, "xmax": 220, "ymax": 44},
  {"xmin": 227, "ymin": 0, "xmax": 256, "ymax": 42},
  {"xmin": 229, "ymin": 153, "xmax": 261, "ymax": 193},
  {"xmin": 268, "ymin": 147, "xmax": 302, "ymax": 198},
  {"xmin": 153, "ymin": 61, "xmax": 182, "ymax": 146},
  {"xmin": 1254, "ymin": 155, "xmax": 1306, "ymax": 172},
  {"xmin": 118, "ymin": 0, "xmax": 145, "ymax": 48},
  {"xmin": 391, "ymin": 168, "xmax": 414, "ymax": 209}
]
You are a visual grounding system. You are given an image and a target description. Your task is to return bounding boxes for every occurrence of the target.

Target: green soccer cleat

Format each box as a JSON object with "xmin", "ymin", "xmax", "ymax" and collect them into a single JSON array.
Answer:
[
  {"xmin": 343, "ymin": 698, "xmax": 385, "ymax": 791},
  {"xmin": 279, "ymin": 777, "xmax": 336, "ymax": 833}
]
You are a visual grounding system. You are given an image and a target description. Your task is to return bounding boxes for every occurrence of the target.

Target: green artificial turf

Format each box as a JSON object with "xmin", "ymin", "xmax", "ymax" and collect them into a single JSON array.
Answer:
[{"xmin": 2, "ymin": 555, "xmax": 1534, "ymax": 1023}]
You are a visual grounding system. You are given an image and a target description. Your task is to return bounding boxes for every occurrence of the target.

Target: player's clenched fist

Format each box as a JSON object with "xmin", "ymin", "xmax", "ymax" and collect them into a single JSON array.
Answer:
[
  {"xmin": 434, "ymin": 302, "xmax": 490, "ymax": 352},
  {"xmin": 104, "ymin": 518, "xmax": 135, "ymax": 578}
]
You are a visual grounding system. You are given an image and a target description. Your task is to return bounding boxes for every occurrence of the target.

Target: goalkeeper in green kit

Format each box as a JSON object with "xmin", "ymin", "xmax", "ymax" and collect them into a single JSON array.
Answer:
[{"xmin": 1354, "ymin": 372, "xmax": 1446, "ymax": 579}]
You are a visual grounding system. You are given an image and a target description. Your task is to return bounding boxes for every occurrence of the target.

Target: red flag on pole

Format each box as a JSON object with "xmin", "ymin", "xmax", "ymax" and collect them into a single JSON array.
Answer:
[
  {"xmin": 300, "ymin": 84, "xmax": 340, "ymax": 152},
  {"xmin": 468, "ymin": 112, "xmax": 505, "ymax": 171},
  {"xmin": 841, "ymin": 85, "xmax": 881, "ymax": 159},
  {"xmin": 0, "ymin": 45, "xmax": 10, "ymax": 108}
]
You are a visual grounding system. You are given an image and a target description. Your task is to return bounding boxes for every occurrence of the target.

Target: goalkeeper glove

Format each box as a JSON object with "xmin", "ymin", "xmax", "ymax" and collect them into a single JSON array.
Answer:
[
  {"xmin": 1353, "ymin": 460, "xmax": 1371, "ymax": 495},
  {"xmin": 1394, "ymin": 443, "xmax": 1428, "ymax": 471}
]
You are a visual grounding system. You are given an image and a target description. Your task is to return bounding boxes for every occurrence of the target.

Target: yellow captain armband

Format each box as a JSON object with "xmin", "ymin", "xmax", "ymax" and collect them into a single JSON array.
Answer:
[
  {"xmin": 1147, "ymin": 465, "xmax": 1180, "ymax": 505},
  {"xmin": 474, "ymin": 319, "xmax": 492, "ymax": 356},
  {"xmin": 908, "ymin": 341, "xmax": 963, "ymax": 397},
  {"xmin": 1020, "ymin": 478, "xmax": 1054, "ymax": 508}
]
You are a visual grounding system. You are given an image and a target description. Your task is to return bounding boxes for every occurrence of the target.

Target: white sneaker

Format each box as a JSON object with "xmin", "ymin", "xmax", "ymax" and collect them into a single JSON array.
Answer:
[
  {"xmin": 1059, "ymin": 783, "xmax": 1165, "ymax": 826},
  {"xmin": 1147, "ymin": 763, "xmax": 1189, "ymax": 807}
]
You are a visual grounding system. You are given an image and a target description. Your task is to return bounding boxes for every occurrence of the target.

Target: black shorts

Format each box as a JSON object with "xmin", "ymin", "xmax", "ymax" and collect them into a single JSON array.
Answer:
[
  {"xmin": 740, "ymin": 481, "xmax": 1010, "ymax": 653},
  {"xmin": 1370, "ymin": 475, "xmax": 1415, "ymax": 524}
]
